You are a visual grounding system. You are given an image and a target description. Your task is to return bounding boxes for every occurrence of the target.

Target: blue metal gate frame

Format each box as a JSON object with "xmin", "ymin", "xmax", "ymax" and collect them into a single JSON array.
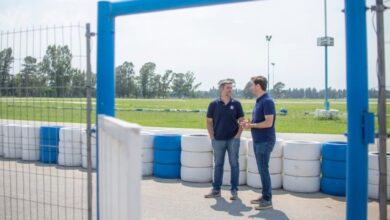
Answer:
[{"xmin": 96, "ymin": 1, "xmax": 375, "ymax": 219}]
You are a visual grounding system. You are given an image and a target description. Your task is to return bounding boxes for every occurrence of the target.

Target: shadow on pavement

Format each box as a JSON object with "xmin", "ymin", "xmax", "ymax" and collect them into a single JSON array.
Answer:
[
  {"xmin": 249, "ymin": 208, "xmax": 290, "ymax": 220},
  {"xmin": 210, "ymin": 197, "xmax": 252, "ymax": 217}
]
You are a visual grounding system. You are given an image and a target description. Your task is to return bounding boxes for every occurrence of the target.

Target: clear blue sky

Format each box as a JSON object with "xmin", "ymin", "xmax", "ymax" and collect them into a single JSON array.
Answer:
[{"xmin": 0, "ymin": 0, "xmax": 389, "ymax": 90}]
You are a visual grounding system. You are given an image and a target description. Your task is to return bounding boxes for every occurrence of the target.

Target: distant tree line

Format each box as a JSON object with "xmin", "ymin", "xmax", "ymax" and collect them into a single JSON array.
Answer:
[{"xmin": 1, "ymin": 46, "xmax": 388, "ymax": 99}]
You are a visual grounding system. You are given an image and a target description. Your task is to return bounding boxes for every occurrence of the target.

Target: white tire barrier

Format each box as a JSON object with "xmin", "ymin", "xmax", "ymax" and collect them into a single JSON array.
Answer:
[
  {"xmin": 81, "ymin": 131, "xmax": 97, "ymax": 169},
  {"xmin": 3, "ymin": 125, "xmax": 23, "ymax": 159},
  {"xmin": 141, "ymin": 132, "xmax": 155, "ymax": 176},
  {"xmin": 223, "ymin": 154, "xmax": 247, "ymax": 171},
  {"xmin": 181, "ymin": 166, "xmax": 212, "ymax": 183},
  {"xmin": 284, "ymin": 140, "xmax": 321, "ymax": 160},
  {"xmin": 368, "ymin": 184, "xmax": 390, "ymax": 200},
  {"xmin": 247, "ymin": 156, "xmax": 282, "ymax": 175},
  {"xmin": 368, "ymin": 169, "xmax": 390, "ymax": 185},
  {"xmin": 283, "ymin": 174, "xmax": 320, "ymax": 193},
  {"xmin": 141, "ymin": 132, "xmax": 154, "ymax": 149},
  {"xmin": 239, "ymin": 138, "xmax": 248, "ymax": 156},
  {"xmin": 180, "ymin": 134, "xmax": 213, "ymax": 183},
  {"xmin": 142, "ymin": 148, "xmax": 154, "ymax": 163},
  {"xmin": 246, "ymin": 172, "xmax": 283, "ymax": 189},
  {"xmin": 59, "ymin": 127, "xmax": 83, "ymax": 142},
  {"xmin": 282, "ymin": 140, "xmax": 321, "ymax": 193},
  {"xmin": 58, "ymin": 128, "xmax": 82, "ymax": 167},
  {"xmin": 181, "ymin": 134, "xmax": 212, "ymax": 152},
  {"xmin": 368, "ymin": 152, "xmax": 390, "ymax": 200},
  {"xmin": 283, "ymin": 159, "xmax": 320, "ymax": 177},
  {"xmin": 181, "ymin": 151, "xmax": 212, "ymax": 168},
  {"xmin": 368, "ymin": 152, "xmax": 390, "ymax": 171},
  {"xmin": 143, "ymin": 162, "xmax": 153, "ymax": 176},
  {"xmin": 21, "ymin": 126, "xmax": 40, "ymax": 161},
  {"xmin": 248, "ymin": 139, "xmax": 284, "ymax": 158}
]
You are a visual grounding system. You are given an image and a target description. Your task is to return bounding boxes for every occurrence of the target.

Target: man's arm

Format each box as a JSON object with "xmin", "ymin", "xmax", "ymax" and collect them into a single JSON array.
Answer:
[
  {"xmin": 242, "ymin": 115, "xmax": 274, "ymax": 129},
  {"xmin": 206, "ymin": 117, "xmax": 214, "ymax": 139},
  {"xmin": 234, "ymin": 117, "xmax": 245, "ymax": 138}
]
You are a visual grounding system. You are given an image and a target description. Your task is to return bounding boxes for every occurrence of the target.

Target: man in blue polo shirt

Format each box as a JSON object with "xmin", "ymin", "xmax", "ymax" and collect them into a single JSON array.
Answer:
[
  {"xmin": 241, "ymin": 75, "xmax": 276, "ymax": 210},
  {"xmin": 204, "ymin": 79, "xmax": 245, "ymax": 200}
]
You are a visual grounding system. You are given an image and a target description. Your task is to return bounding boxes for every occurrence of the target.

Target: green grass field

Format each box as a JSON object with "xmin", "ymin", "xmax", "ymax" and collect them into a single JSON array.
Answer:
[{"xmin": 0, "ymin": 98, "xmax": 388, "ymax": 134}]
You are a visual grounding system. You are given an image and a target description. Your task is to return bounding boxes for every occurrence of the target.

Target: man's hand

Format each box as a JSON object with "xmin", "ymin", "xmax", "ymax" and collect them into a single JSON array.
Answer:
[{"xmin": 240, "ymin": 119, "xmax": 251, "ymax": 129}]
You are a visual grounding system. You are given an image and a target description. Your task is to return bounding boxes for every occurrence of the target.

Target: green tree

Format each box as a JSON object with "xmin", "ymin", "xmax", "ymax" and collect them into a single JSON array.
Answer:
[
  {"xmin": 39, "ymin": 45, "xmax": 73, "ymax": 97},
  {"xmin": 139, "ymin": 62, "xmax": 156, "ymax": 98},
  {"xmin": 172, "ymin": 71, "xmax": 201, "ymax": 98},
  {"xmin": 116, "ymin": 61, "xmax": 135, "ymax": 98},
  {"xmin": 272, "ymin": 82, "xmax": 285, "ymax": 98},
  {"xmin": 0, "ymin": 48, "xmax": 14, "ymax": 94},
  {"xmin": 242, "ymin": 81, "xmax": 254, "ymax": 98}
]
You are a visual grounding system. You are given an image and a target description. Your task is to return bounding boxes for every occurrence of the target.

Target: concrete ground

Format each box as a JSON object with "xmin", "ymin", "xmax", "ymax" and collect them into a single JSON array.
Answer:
[{"xmin": 0, "ymin": 122, "xmax": 388, "ymax": 219}]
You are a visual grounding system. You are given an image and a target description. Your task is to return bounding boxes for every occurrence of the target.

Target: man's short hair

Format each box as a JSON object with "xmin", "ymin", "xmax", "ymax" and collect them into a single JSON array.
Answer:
[
  {"xmin": 218, "ymin": 79, "xmax": 234, "ymax": 89},
  {"xmin": 251, "ymin": 76, "xmax": 267, "ymax": 91}
]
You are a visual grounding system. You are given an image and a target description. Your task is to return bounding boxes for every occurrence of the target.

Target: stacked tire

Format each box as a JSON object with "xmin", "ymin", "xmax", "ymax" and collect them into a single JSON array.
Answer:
[
  {"xmin": 181, "ymin": 134, "xmax": 213, "ymax": 183},
  {"xmin": 141, "ymin": 132, "xmax": 155, "ymax": 176},
  {"xmin": 21, "ymin": 125, "xmax": 40, "ymax": 161},
  {"xmin": 39, "ymin": 126, "xmax": 61, "ymax": 164},
  {"xmin": 283, "ymin": 141, "xmax": 322, "ymax": 193},
  {"xmin": 58, "ymin": 128, "xmax": 82, "ymax": 166},
  {"xmin": 81, "ymin": 131, "xmax": 97, "ymax": 169},
  {"xmin": 368, "ymin": 152, "xmax": 390, "ymax": 200},
  {"xmin": 247, "ymin": 139, "xmax": 283, "ymax": 189},
  {"xmin": 213, "ymin": 138, "xmax": 248, "ymax": 186},
  {"xmin": 3, "ymin": 125, "xmax": 23, "ymax": 159},
  {"xmin": 0, "ymin": 124, "xmax": 4, "ymax": 156},
  {"xmin": 320, "ymin": 142, "xmax": 347, "ymax": 196},
  {"xmin": 153, "ymin": 134, "xmax": 181, "ymax": 179}
]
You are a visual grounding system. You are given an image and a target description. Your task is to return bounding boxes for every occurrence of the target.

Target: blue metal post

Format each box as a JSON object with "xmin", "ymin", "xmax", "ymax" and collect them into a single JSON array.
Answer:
[
  {"xmin": 324, "ymin": 0, "xmax": 330, "ymax": 111},
  {"xmin": 344, "ymin": 0, "xmax": 370, "ymax": 219},
  {"xmin": 97, "ymin": 1, "xmax": 115, "ymax": 220}
]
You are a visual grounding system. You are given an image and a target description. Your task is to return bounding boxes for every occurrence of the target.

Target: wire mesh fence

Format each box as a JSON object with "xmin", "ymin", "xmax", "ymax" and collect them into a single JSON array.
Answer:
[{"xmin": 0, "ymin": 24, "xmax": 95, "ymax": 220}]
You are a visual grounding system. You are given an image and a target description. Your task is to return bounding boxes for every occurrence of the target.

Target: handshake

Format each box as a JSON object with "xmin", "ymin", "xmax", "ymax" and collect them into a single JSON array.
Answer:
[{"xmin": 240, "ymin": 119, "xmax": 252, "ymax": 129}]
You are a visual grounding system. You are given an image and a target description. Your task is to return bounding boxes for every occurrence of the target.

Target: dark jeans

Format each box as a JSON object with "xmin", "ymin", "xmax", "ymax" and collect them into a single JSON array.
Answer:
[
  {"xmin": 212, "ymin": 138, "xmax": 240, "ymax": 191},
  {"xmin": 253, "ymin": 140, "xmax": 275, "ymax": 201}
]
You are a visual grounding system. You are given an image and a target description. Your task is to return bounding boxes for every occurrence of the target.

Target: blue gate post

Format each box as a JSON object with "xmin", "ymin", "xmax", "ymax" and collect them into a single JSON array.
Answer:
[
  {"xmin": 97, "ymin": 1, "xmax": 115, "ymax": 220},
  {"xmin": 344, "ymin": 0, "xmax": 375, "ymax": 219}
]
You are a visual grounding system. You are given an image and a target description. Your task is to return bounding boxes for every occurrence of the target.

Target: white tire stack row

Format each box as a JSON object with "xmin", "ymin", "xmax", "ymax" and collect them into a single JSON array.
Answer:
[
  {"xmin": 282, "ymin": 140, "xmax": 322, "ymax": 193},
  {"xmin": 81, "ymin": 131, "xmax": 97, "ymax": 169},
  {"xmin": 181, "ymin": 134, "xmax": 213, "ymax": 183},
  {"xmin": 3, "ymin": 124, "xmax": 23, "ymax": 159},
  {"xmin": 58, "ymin": 128, "xmax": 82, "ymax": 166},
  {"xmin": 246, "ymin": 139, "xmax": 283, "ymax": 189},
  {"xmin": 21, "ymin": 126, "xmax": 40, "ymax": 161},
  {"xmin": 368, "ymin": 152, "xmax": 390, "ymax": 200},
  {"xmin": 141, "ymin": 132, "xmax": 155, "ymax": 176}
]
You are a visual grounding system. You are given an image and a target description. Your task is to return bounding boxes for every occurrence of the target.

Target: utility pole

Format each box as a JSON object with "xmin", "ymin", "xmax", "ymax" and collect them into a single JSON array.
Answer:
[{"xmin": 266, "ymin": 35, "xmax": 272, "ymax": 90}]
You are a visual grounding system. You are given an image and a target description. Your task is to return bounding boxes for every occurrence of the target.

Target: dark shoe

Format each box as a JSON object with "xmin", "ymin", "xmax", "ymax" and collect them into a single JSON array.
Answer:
[
  {"xmin": 204, "ymin": 189, "xmax": 221, "ymax": 198},
  {"xmin": 230, "ymin": 190, "xmax": 239, "ymax": 200},
  {"xmin": 255, "ymin": 200, "xmax": 273, "ymax": 210},
  {"xmin": 250, "ymin": 196, "xmax": 263, "ymax": 204}
]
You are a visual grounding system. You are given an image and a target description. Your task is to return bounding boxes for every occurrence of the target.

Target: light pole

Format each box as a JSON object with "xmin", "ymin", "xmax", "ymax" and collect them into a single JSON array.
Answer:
[
  {"xmin": 266, "ymin": 35, "xmax": 272, "ymax": 91},
  {"xmin": 271, "ymin": 62, "xmax": 276, "ymax": 90},
  {"xmin": 317, "ymin": 0, "xmax": 334, "ymax": 111}
]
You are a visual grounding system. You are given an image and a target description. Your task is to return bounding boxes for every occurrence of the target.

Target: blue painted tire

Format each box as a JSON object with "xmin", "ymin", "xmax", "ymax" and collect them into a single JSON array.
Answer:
[
  {"xmin": 321, "ymin": 159, "xmax": 346, "ymax": 179},
  {"xmin": 154, "ymin": 150, "xmax": 181, "ymax": 164},
  {"xmin": 322, "ymin": 142, "xmax": 347, "ymax": 161},
  {"xmin": 153, "ymin": 163, "xmax": 181, "ymax": 179},
  {"xmin": 154, "ymin": 134, "xmax": 181, "ymax": 151},
  {"xmin": 320, "ymin": 177, "xmax": 346, "ymax": 196},
  {"xmin": 40, "ymin": 138, "xmax": 60, "ymax": 146},
  {"xmin": 40, "ymin": 149, "xmax": 58, "ymax": 164},
  {"xmin": 40, "ymin": 126, "xmax": 62, "ymax": 140}
]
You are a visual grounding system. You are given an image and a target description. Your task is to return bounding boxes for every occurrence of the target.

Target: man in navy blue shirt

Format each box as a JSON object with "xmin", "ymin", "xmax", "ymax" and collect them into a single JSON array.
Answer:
[
  {"xmin": 241, "ymin": 76, "xmax": 276, "ymax": 210},
  {"xmin": 204, "ymin": 79, "xmax": 245, "ymax": 200}
]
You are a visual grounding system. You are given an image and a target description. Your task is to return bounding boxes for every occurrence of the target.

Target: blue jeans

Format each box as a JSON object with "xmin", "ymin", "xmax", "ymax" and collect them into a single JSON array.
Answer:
[
  {"xmin": 212, "ymin": 138, "xmax": 240, "ymax": 191},
  {"xmin": 253, "ymin": 141, "xmax": 275, "ymax": 201}
]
